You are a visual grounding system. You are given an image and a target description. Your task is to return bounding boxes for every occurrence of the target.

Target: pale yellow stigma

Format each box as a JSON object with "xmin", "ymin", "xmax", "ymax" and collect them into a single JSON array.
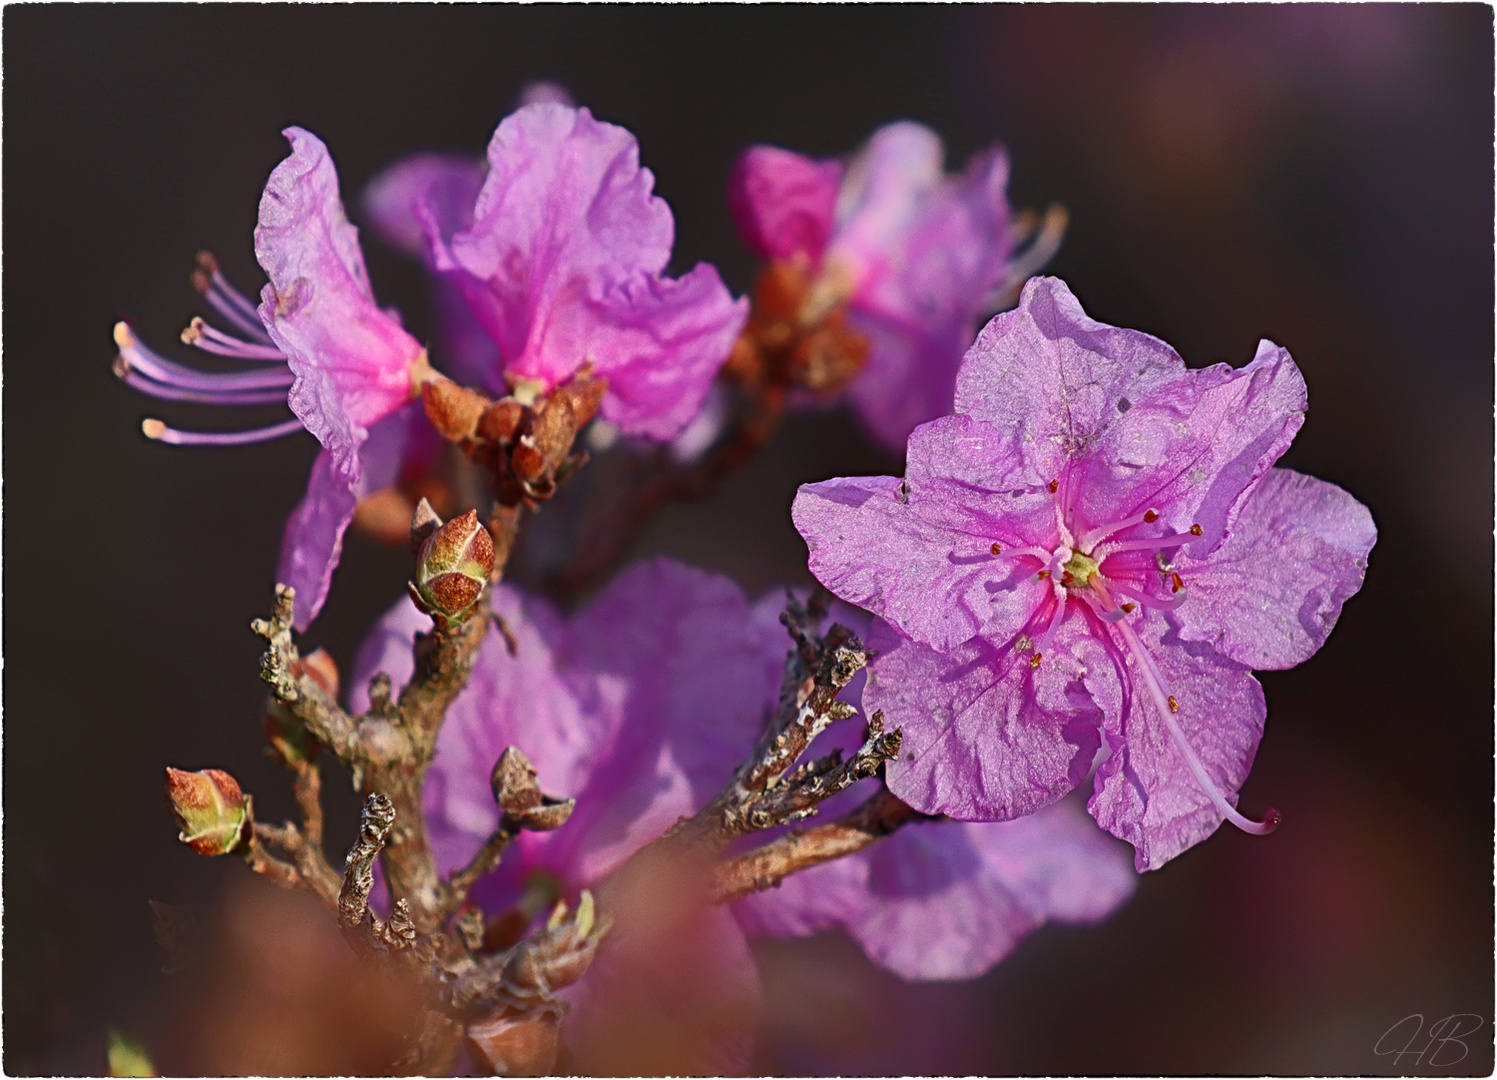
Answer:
[
  {"xmin": 1061, "ymin": 549, "xmax": 1100, "ymax": 587},
  {"xmin": 113, "ymin": 321, "xmax": 136, "ymax": 348}
]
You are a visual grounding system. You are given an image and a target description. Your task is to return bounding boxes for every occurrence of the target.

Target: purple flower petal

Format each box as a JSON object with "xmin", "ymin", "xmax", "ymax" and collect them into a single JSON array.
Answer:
[
  {"xmin": 954, "ymin": 278, "xmax": 1308, "ymax": 555},
  {"xmin": 1084, "ymin": 617, "xmax": 1267, "ymax": 871},
  {"xmin": 792, "ymin": 415, "xmax": 1051, "ymax": 652},
  {"xmin": 361, "ymin": 152, "xmax": 485, "ymax": 261},
  {"xmin": 276, "ymin": 405, "xmax": 421, "ymax": 631},
  {"xmin": 1172, "ymin": 467, "xmax": 1376, "ymax": 670},
  {"xmin": 870, "ymin": 618, "xmax": 1104, "ymax": 822},
  {"xmin": 430, "ymin": 104, "xmax": 746, "ymax": 439},
  {"xmin": 737, "ymin": 795, "xmax": 1136, "ymax": 982},
  {"xmin": 255, "ymin": 127, "xmax": 424, "ymax": 479},
  {"xmin": 727, "ymin": 145, "xmax": 842, "ymax": 262}
]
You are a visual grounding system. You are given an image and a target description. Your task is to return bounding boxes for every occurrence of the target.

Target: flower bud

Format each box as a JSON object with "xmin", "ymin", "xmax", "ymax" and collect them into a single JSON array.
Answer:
[
  {"xmin": 491, "ymin": 746, "xmax": 576, "ymax": 832},
  {"xmin": 411, "ymin": 510, "xmax": 495, "ymax": 622},
  {"xmin": 164, "ymin": 768, "xmax": 248, "ymax": 856}
]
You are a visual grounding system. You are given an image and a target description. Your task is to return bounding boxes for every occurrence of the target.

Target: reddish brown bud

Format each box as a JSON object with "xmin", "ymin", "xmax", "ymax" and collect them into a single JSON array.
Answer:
[
  {"xmin": 421, "ymin": 380, "xmax": 490, "ymax": 441},
  {"xmin": 478, "ymin": 398, "xmax": 526, "ymax": 443},
  {"xmin": 299, "ymin": 648, "xmax": 339, "ymax": 698},
  {"xmin": 510, "ymin": 436, "xmax": 549, "ymax": 486},
  {"xmin": 165, "ymin": 768, "xmax": 248, "ymax": 856},
  {"xmin": 466, "ymin": 1010, "xmax": 561, "ymax": 1077},
  {"xmin": 413, "ymin": 510, "xmax": 495, "ymax": 621}
]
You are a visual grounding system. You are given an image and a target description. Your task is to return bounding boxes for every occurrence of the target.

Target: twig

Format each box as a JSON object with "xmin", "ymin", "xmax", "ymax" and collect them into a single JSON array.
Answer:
[{"xmin": 710, "ymin": 787, "xmax": 926, "ymax": 903}]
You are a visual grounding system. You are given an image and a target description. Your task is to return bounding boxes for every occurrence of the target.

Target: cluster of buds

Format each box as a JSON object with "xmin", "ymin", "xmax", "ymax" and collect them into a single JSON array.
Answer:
[
  {"xmin": 164, "ymin": 767, "xmax": 249, "ymax": 857},
  {"xmin": 725, "ymin": 258, "xmax": 869, "ymax": 398},
  {"xmin": 408, "ymin": 505, "xmax": 497, "ymax": 626},
  {"xmin": 420, "ymin": 372, "xmax": 607, "ymax": 508}
]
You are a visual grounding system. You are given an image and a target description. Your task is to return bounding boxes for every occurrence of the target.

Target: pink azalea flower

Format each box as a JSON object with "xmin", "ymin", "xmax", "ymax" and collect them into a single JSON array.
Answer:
[
  {"xmin": 729, "ymin": 122, "xmax": 1061, "ymax": 451},
  {"xmin": 115, "ymin": 126, "xmax": 434, "ymax": 629},
  {"xmin": 791, "ymin": 277, "xmax": 1376, "ymax": 870},
  {"xmin": 369, "ymin": 103, "xmax": 748, "ymax": 442}
]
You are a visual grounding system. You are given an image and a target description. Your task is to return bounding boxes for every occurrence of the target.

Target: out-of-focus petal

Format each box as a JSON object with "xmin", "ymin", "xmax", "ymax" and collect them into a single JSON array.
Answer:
[
  {"xmin": 1172, "ymin": 468, "xmax": 1376, "ymax": 670},
  {"xmin": 829, "ymin": 122, "xmax": 944, "ymax": 279},
  {"xmin": 255, "ymin": 127, "xmax": 423, "ymax": 478},
  {"xmin": 728, "ymin": 145, "xmax": 842, "ymax": 262},
  {"xmin": 361, "ymin": 152, "xmax": 484, "ymax": 260}
]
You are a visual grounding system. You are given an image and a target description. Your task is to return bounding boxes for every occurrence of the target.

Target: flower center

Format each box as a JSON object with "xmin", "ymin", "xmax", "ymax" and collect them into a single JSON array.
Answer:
[{"xmin": 1060, "ymin": 549, "xmax": 1099, "ymax": 588}]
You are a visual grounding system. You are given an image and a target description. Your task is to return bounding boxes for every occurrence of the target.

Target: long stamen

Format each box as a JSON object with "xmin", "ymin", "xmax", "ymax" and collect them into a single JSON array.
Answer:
[
  {"xmin": 117, "ymin": 366, "xmax": 289, "ymax": 406},
  {"xmin": 1093, "ymin": 525, "xmax": 1202, "ymax": 561},
  {"xmin": 1078, "ymin": 588, "xmax": 1128, "ymax": 624},
  {"xmin": 142, "ymin": 417, "xmax": 305, "ymax": 447},
  {"xmin": 1110, "ymin": 581, "xmax": 1187, "ymax": 611},
  {"xmin": 192, "ymin": 252, "xmax": 275, "ymax": 345},
  {"xmin": 1076, "ymin": 508, "xmax": 1159, "ymax": 553},
  {"xmin": 990, "ymin": 541, "xmax": 1052, "ymax": 562},
  {"xmin": 182, "ymin": 318, "xmax": 286, "ymax": 362},
  {"xmin": 1098, "ymin": 589, "xmax": 1278, "ymax": 836},
  {"xmin": 115, "ymin": 324, "xmax": 293, "ymax": 392}
]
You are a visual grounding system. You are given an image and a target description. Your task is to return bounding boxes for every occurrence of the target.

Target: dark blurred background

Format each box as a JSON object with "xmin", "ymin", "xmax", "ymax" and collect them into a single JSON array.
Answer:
[{"xmin": 5, "ymin": 5, "xmax": 1492, "ymax": 1075}]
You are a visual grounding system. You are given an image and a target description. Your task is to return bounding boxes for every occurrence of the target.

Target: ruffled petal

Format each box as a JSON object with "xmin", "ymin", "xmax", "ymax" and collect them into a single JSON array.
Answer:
[
  {"xmin": 954, "ymin": 278, "xmax": 1307, "ymax": 557},
  {"xmin": 793, "ymin": 415, "xmax": 1052, "ymax": 653},
  {"xmin": 870, "ymin": 618, "xmax": 1104, "ymax": 821},
  {"xmin": 430, "ymin": 104, "xmax": 744, "ymax": 438},
  {"xmin": 584, "ymin": 264, "xmax": 749, "ymax": 441},
  {"xmin": 727, "ymin": 144, "xmax": 842, "ymax": 262},
  {"xmin": 1084, "ymin": 616, "xmax": 1268, "ymax": 871},
  {"xmin": 255, "ymin": 128, "xmax": 423, "ymax": 478},
  {"xmin": 1172, "ymin": 468, "xmax": 1376, "ymax": 670}
]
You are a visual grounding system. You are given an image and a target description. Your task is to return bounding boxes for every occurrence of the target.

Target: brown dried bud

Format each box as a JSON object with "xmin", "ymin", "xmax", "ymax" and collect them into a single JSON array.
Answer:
[
  {"xmin": 421, "ymin": 379, "xmax": 490, "ymax": 441},
  {"xmin": 412, "ymin": 510, "xmax": 495, "ymax": 621},
  {"xmin": 466, "ymin": 1009, "xmax": 561, "ymax": 1077},
  {"xmin": 490, "ymin": 747, "xmax": 576, "ymax": 832},
  {"xmin": 165, "ymin": 768, "xmax": 248, "ymax": 856},
  {"xmin": 478, "ymin": 398, "xmax": 526, "ymax": 443},
  {"xmin": 509, "ymin": 436, "xmax": 549, "ymax": 486},
  {"xmin": 409, "ymin": 497, "xmax": 443, "ymax": 554}
]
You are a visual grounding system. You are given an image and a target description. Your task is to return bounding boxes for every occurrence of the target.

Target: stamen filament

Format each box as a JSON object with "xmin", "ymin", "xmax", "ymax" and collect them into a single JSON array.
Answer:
[
  {"xmin": 142, "ymin": 417, "xmax": 305, "ymax": 446},
  {"xmin": 1032, "ymin": 579, "xmax": 1069, "ymax": 664},
  {"xmin": 1093, "ymin": 529, "xmax": 1201, "ymax": 561},
  {"xmin": 1076, "ymin": 508, "xmax": 1159, "ymax": 553},
  {"xmin": 1110, "ymin": 581, "xmax": 1187, "ymax": 611},
  {"xmin": 119, "ymin": 369, "xmax": 289, "ymax": 406},
  {"xmin": 1103, "ymin": 605, "xmax": 1278, "ymax": 836},
  {"xmin": 183, "ymin": 318, "xmax": 286, "ymax": 361},
  {"xmin": 115, "ymin": 324, "xmax": 293, "ymax": 392}
]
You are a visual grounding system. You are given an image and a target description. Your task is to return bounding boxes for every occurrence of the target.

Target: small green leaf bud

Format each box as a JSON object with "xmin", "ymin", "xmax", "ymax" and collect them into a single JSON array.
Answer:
[
  {"xmin": 411, "ymin": 509, "xmax": 495, "ymax": 622},
  {"xmin": 164, "ymin": 768, "xmax": 248, "ymax": 856}
]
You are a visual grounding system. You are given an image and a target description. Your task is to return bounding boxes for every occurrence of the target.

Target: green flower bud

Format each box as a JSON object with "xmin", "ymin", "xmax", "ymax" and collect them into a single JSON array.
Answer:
[
  {"xmin": 164, "ymin": 768, "xmax": 248, "ymax": 856},
  {"xmin": 411, "ymin": 509, "xmax": 496, "ymax": 622}
]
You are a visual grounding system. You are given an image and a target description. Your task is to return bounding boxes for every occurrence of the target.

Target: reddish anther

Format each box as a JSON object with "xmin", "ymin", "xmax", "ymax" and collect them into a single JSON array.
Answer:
[
  {"xmin": 990, "ymin": 542, "xmax": 1002, "ymax": 555},
  {"xmin": 1170, "ymin": 572, "xmax": 1184, "ymax": 593},
  {"xmin": 1167, "ymin": 695, "xmax": 1180, "ymax": 714},
  {"xmin": 1189, "ymin": 523, "xmax": 1203, "ymax": 537},
  {"xmin": 1143, "ymin": 509, "xmax": 1159, "ymax": 523},
  {"xmin": 1048, "ymin": 480, "xmax": 1059, "ymax": 494}
]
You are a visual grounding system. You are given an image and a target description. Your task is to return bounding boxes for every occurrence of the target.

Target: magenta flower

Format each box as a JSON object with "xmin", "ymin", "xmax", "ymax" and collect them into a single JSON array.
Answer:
[
  {"xmin": 792, "ymin": 277, "xmax": 1376, "ymax": 870},
  {"xmin": 730, "ymin": 122, "xmax": 1061, "ymax": 450},
  {"xmin": 377, "ymin": 103, "xmax": 747, "ymax": 441},
  {"xmin": 115, "ymin": 126, "xmax": 433, "ymax": 629}
]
